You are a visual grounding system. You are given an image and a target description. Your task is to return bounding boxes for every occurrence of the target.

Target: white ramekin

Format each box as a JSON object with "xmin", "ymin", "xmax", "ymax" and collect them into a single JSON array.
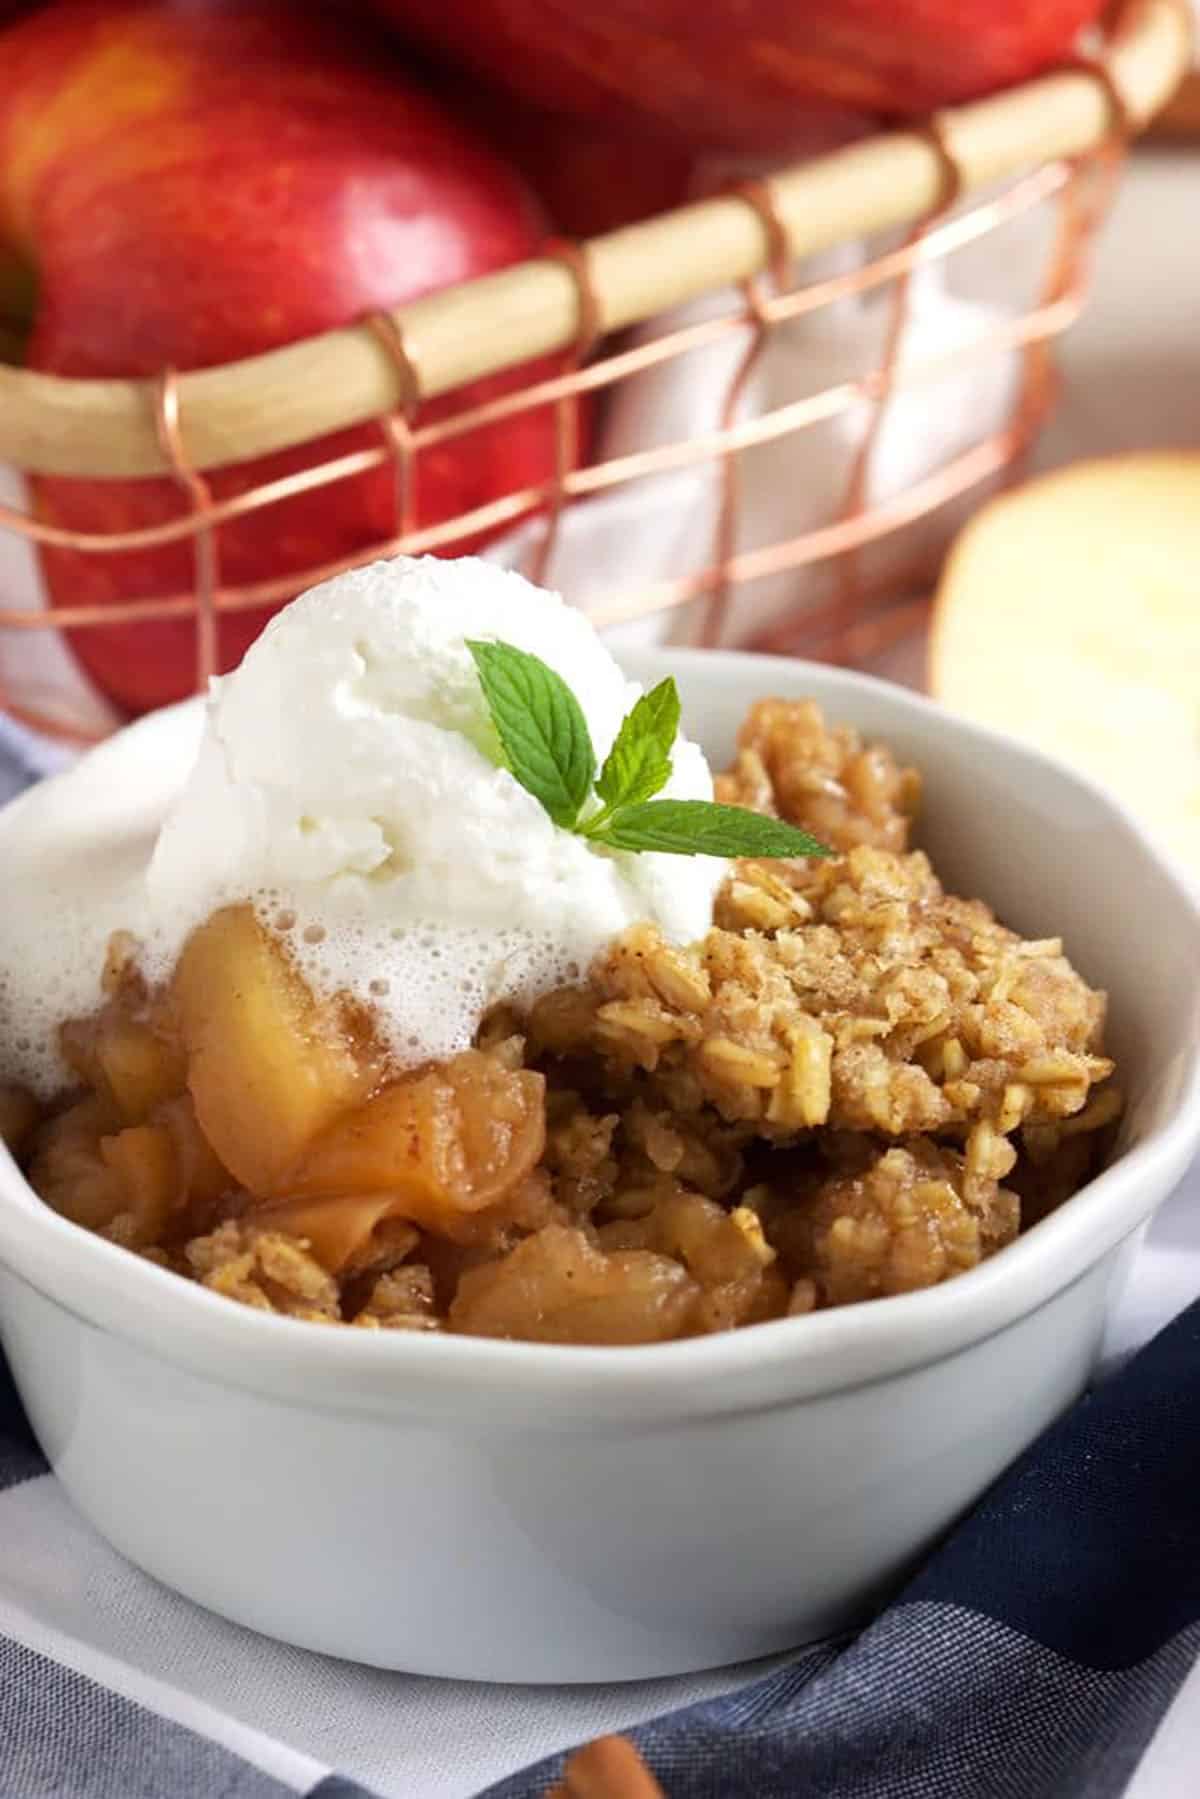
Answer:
[{"xmin": 1, "ymin": 650, "xmax": 1197, "ymax": 1683}]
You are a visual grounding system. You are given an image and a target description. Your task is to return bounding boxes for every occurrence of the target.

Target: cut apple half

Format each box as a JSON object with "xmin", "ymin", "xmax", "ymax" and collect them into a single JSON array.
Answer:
[{"xmin": 930, "ymin": 454, "xmax": 1200, "ymax": 883}]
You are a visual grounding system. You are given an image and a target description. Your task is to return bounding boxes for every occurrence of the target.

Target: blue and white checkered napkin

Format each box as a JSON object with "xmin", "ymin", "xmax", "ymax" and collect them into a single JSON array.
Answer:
[{"xmin": 3, "ymin": 753, "xmax": 1200, "ymax": 1799}]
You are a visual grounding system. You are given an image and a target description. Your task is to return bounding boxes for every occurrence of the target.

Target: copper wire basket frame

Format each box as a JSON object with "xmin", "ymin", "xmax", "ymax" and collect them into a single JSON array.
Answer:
[{"xmin": 0, "ymin": 0, "xmax": 1189, "ymax": 739}]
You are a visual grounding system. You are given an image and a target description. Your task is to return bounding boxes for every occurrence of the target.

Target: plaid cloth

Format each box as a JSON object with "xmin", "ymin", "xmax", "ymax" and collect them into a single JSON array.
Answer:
[{"xmin": 2, "ymin": 733, "xmax": 1199, "ymax": 1799}]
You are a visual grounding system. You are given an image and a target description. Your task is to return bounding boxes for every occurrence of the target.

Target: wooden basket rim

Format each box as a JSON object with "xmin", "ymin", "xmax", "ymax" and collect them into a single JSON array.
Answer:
[{"xmin": 0, "ymin": 0, "xmax": 1188, "ymax": 482}]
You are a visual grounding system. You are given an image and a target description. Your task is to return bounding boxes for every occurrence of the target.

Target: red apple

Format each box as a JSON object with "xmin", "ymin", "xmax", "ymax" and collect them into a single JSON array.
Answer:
[
  {"xmin": 509, "ymin": 118, "xmax": 694, "ymax": 237},
  {"xmin": 447, "ymin": 83, "xmax": 696, "ymax": 235},
  {"xmin": 366, "ymin": 0, "xmax": 1109, "ymax": 151},
  {"xmin": 0, "ymin": 0, "xmax": 569, "ymax": 715}
]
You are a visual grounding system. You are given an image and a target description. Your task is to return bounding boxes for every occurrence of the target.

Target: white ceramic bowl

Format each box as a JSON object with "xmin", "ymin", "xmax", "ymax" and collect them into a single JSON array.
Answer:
[{"xmin": 2, "ymin": 650, "xmax": 1198, "ymax": 1684}]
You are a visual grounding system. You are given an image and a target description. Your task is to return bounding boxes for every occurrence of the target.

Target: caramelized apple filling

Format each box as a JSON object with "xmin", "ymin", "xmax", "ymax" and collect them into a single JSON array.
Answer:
[{"xmin": 10, "ymin": 701, "xmax": 1122, "ymax": 1344}]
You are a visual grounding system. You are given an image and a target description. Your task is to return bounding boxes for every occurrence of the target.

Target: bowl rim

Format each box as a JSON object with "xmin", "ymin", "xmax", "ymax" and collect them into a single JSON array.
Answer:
[{"xmin": 2, "ymin": 647, "xmax": 1199, "ymax": 1426}]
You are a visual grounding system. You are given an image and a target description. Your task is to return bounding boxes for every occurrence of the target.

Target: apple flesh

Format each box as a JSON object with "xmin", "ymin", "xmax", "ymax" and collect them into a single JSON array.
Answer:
[
  {"xmin": 0, "ymin": 0, "xmax": 567, "ymax": 714},
  {"xmin": 366, "ymin": 0, "xmax": 1108, "ymax": 152},
  {"xmin": 930, "ymin": 454, "xmax": 1200, "ymax": 880}
]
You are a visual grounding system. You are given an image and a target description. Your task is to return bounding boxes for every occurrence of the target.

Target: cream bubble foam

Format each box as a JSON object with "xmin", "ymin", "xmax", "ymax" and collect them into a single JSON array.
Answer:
[
  {"xmin": 1, "ymin": 557, "xmax": 724, "ymax": 1094},
  {"xmin": 0, "ymin": 703, "xmax": 205, "ymax": 1097}
]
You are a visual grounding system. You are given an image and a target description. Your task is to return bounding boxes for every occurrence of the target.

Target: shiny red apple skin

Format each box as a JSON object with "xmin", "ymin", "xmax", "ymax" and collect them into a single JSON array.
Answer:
[
  {"xmin": 448, "ymin": 81, "xmax": 696, "ymax": 236},
  {"xmin": 367, "ymin": 0, "xmax": 1108, "ymax": 151},
  {"xmin": 0, "ymin": 0, "xmax": 565, "ymax": 714}
]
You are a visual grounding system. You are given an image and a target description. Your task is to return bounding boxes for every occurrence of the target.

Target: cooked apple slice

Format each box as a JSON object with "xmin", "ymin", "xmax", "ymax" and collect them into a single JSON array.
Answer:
[
  {"xmin": 930, "ymin": 455, "xmax": 1200, "ymax": 878},
  {"xmin": 172, "ymin": 904, "xmax": 380, "ymax": 1196},
  {"xmin": 0, "ymin": 1085, "xmax": 38, "ymax": 1157},
  {"xmin": 97, "ymin": 1019, "xmax": 187, "ymax": 1123},
  {"xmin": 30, "ymin": 1095, "xmax": 125, "ymax": 1231},
  {"xmin": 252, "ymin": 1193, "xmax": 405, "ymax": 1273},
  {"xmin": 154, "ymin": 1095, "xmax": 233, "ymax": 1220},
  {"xmin": 285, "ymin": 1050, "xmax": 545, "ymax": 1236},
  {"xmin": 29, "ymin": 1093, "xmax": 179, "ymax": 1245},
  {"xmin": 99, "ymin": 1125, "xmax": 177, "ymax": 1247},
  {"xmin": 450, "ymin": 1223, "xmax": 699, "ymax": 1345},
  {"xmin": 61, "ymin": 1011, "xmax": 187, "ymax": 1126}
]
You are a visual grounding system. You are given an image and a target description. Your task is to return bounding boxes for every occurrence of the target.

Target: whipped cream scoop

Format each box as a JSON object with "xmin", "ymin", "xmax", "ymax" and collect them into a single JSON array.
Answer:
[{"xmin": 1, "ymin": 556, "xmax": 724, "ymax": 1091}]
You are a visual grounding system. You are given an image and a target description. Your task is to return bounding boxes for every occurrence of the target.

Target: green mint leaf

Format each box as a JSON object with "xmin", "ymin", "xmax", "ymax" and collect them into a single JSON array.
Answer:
[
  {"xmin": 466, "ymin": 639, "xmax": 595, "ymax": 830},
  {"xmin": 594, "ymin": 677, "xmax": 681, "ymax": 814},
  {"xmin": 592, "ymin": 800, "xmax": 834, "ymax": 860}
]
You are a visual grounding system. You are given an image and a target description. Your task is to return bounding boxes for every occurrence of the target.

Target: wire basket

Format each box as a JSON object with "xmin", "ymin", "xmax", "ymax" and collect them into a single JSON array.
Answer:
[{"xmin": 0, "ymin": 0, "xmax": 1189, "ymax": 744}]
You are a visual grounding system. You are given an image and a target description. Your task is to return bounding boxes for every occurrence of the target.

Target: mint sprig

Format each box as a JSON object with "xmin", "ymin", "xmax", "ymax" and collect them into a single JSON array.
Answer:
[
  {"xmin": 467, "ymin": 639, "xmax": 833, "ymax": 863},
  {"xmin": 591, "ymin": 800, "xmax": 832, "ymax": 859},
  {"xmin": 594, "ymin": 678, "xmax": 679, "ymax": 812},
  {"xmin": 467, "ymin": 638, "xmax": 595, "ymax": 830}
]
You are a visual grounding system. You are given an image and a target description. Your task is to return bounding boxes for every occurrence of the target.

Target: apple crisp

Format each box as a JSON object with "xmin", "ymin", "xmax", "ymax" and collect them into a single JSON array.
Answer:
[{"xmin": 2, "ymin": 698, "xmax": 1121, "ymax": 1344}]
